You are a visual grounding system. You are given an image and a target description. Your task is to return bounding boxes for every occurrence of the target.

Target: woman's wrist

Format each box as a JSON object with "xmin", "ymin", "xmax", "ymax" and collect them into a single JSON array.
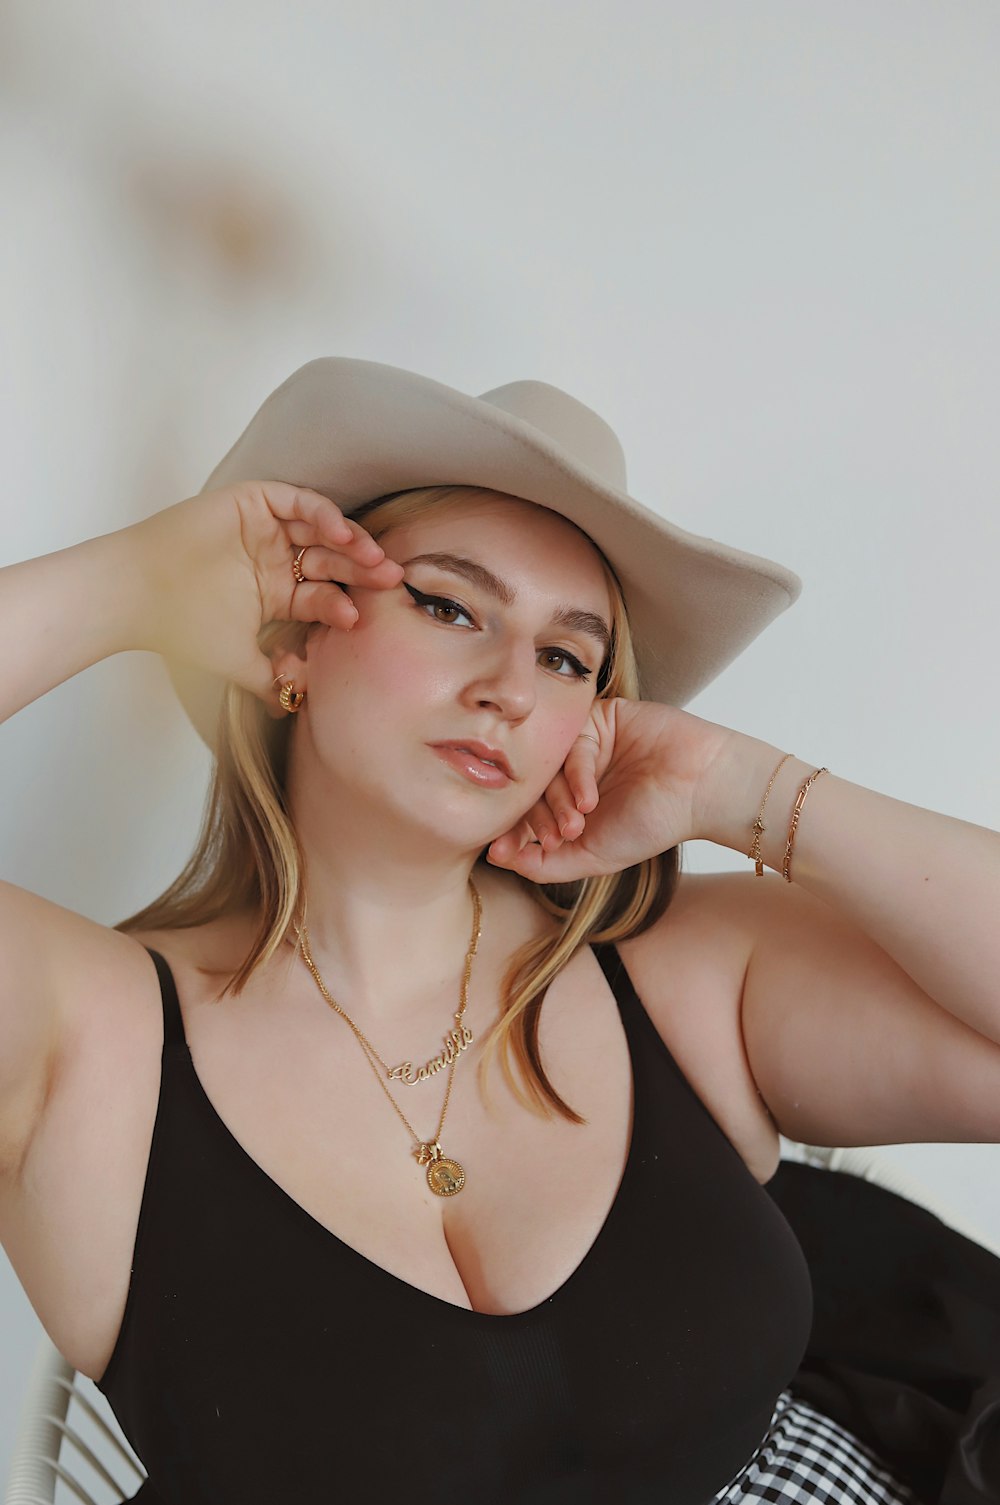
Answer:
[{"xmin": 693, "ymin": 730, "xmax": 816, "ymax": 871}]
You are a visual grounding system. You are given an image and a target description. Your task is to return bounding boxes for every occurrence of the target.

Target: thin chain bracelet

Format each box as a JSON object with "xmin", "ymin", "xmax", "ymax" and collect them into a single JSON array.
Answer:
[
  {"xmin": 749, "ymin": 753, "xmax": 795, "ymax": 877},
  {"xmin": 782, "ymin": 767, "xmax": 829, "ymax": 882}
]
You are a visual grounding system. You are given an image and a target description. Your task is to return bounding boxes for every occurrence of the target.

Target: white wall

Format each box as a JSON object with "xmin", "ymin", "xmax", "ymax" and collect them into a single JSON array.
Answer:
[{"xmin": 2, "ymin": 0, "xmax": 998, "ymax": 1477}]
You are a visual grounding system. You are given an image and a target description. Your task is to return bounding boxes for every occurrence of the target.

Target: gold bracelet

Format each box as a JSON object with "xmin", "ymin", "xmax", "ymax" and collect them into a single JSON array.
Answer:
[
  {"xmin": 748, "ymin": 753, "xmax": 795, "ymax": 877},
  {"xmin": 782, "ymin": 767, "xmax": 829, "ymax": 883}
]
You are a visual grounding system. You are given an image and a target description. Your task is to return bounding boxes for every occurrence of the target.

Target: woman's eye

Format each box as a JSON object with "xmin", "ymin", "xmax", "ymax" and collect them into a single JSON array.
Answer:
[
  {"xmin": 402, "ymin": 582, "xmax": 593, "ymax": 682},
  {"xmin": 403, "ymin": 582, "xmax": 474, "ymax": 627},
  {"xmin": 542, "ymin": 650, "xmax": 593, "ymax": 682}
]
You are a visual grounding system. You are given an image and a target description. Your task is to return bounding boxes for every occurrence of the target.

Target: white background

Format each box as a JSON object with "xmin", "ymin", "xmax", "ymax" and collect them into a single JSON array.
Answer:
[{"xmin": 2, "ymin": 0, "xmax": 998, "ymax": 1481}]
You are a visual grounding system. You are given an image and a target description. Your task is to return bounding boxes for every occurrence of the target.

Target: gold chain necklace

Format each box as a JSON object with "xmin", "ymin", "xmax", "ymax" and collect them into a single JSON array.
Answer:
[{"xmin": 292, "ymin": 878, "xmax": 482, "ymax": 1197}]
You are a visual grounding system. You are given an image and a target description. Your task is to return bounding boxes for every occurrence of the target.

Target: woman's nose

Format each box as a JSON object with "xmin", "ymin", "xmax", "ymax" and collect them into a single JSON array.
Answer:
[{"xmin": 463, "ymin": 643, "xmax": 538, "ymax": 716}]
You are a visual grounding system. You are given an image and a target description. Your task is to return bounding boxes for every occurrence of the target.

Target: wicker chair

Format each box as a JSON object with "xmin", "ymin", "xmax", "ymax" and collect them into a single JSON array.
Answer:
[{"xmin": 5, "ymin": 1142, "xmax": 999, "ymax": 1504}]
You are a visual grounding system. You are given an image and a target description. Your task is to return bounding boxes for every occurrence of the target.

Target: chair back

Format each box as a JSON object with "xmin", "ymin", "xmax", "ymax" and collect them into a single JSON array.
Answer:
[{"xmin": 3, "ymin": 1336, "xmax": 146, "ymax": 1504}]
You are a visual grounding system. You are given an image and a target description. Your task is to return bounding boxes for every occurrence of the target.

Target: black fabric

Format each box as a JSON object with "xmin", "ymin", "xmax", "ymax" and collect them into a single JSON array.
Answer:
[
  {"xmin": 97, "ymin": 942, "xmax": 813, "ymax": 1505},
  {"xmin": 763, "ymin": 1159, "xmax": 1000, "ymax": 1505}
]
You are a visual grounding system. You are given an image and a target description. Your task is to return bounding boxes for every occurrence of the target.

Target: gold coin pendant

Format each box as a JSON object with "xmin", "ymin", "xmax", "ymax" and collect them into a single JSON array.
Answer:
[{"xmin": 427, "ymin": 1157, "xmax": 466, "ymax": 1197}]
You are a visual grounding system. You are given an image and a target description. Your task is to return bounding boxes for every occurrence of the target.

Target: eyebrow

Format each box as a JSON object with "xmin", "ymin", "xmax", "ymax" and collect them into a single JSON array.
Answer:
[{"xmin": 402, "ymin": 551, "xmax": 612, "ymax": 659}]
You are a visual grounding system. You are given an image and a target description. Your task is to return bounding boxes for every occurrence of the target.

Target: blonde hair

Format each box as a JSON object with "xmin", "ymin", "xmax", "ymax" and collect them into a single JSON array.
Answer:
[{"xmin": 115, "ymin": 485, "xmax": 682, "ymax": 1123}]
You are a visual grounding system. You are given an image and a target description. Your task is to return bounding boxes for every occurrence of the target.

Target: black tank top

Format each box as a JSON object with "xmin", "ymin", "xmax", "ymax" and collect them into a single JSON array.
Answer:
[{"xmin": 96, "ymin": 942, "xmax": 812, "ymax": 1505}]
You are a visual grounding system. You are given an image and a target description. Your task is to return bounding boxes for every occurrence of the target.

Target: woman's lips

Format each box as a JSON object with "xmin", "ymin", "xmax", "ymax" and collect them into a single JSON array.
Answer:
[{"xmin": 430, "ymin": 745, "xmax": 512, "ymax": 788}]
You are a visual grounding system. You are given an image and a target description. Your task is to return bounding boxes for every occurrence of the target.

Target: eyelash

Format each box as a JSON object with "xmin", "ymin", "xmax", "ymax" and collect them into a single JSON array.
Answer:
[{"xmin": 402, "ymin": 583, "xmax": 594, "ymax": 683}]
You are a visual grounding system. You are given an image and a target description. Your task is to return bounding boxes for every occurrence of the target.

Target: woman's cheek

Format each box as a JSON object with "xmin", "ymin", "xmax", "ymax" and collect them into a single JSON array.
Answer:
[
  {"xmin": 550, "ymin": 712, "xmax": 592, "ymax": 770},
  {"xmin": 336, "ymin": 610, "xmax": 422, "ymax": 685}
]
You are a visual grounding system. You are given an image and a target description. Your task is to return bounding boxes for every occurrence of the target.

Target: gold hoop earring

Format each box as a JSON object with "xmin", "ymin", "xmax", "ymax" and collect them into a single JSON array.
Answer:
[{"xmin": 278, "ymin": 679, "xmax": 305, "ymax": 713}]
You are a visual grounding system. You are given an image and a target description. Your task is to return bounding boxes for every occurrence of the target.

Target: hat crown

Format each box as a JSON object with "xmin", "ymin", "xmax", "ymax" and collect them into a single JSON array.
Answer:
[{"xmin": 477, "ymin": 379, "xmax": 628, "ymax": 491}]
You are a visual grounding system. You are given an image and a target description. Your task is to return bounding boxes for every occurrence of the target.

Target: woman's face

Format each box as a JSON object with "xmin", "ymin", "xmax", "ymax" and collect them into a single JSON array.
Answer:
[{"xmin": 278, "ymin": 493, "xmax": 615, "ymax": 854}]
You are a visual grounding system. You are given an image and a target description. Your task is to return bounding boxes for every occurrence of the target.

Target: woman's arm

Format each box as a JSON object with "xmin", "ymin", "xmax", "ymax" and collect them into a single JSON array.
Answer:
[
  {"xmin": 0, "ymin": 484, "xmax": 398, "ymax": 1184},
  {"xmin": 697, "ymin": 734, "xmax": 1000, "ymax": 1047},
  {"xmin": 0, "ymin": 525, "xmax": 156, "ymax": 1181},
  {"xmin": 0, "ymin": 525, "xmax": 153, "ymax": 724}
]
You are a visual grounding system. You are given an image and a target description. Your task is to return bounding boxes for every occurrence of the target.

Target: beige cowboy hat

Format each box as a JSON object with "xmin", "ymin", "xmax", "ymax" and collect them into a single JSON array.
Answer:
[{"xmin": 167, "ymin": 356, "xmax": 802, "ymax": 751}]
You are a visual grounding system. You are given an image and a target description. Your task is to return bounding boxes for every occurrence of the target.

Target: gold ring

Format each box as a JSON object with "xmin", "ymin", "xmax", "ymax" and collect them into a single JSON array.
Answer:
[{"xmin": 292, "ymin": 547, "xmax": 307, "ymax": 583}]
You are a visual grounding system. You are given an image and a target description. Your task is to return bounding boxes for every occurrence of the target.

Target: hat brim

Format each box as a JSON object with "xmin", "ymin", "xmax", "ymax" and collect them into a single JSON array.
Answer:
[{"xmin": 169, "ymin": 358, "xmax": 801, "ymax": 751}]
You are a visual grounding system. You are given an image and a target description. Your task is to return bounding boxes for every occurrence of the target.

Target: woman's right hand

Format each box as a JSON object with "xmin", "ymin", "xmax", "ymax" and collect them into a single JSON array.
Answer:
[{"xmin": 124, "ymin": 481, "xmax": 404, "ymax": 711}]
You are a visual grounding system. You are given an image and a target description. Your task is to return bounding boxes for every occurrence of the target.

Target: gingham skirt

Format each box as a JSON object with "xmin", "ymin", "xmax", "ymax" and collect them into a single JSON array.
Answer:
[{"xmin": 710, "ymin": 1388, "xmax": 925, "ymax": 1504}]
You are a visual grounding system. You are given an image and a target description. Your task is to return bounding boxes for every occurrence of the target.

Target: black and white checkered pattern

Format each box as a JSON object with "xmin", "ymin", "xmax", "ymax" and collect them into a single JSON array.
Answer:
[{"xmin": 711, "ymin": 1388, "xmax": 924, "ymax": 1504}]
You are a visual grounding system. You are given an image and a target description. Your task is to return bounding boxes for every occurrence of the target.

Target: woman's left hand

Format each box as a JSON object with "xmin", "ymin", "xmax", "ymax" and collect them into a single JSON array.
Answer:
[{"xmin": 484, "ymin": 698, "xmax": 734, "ymax": 883}]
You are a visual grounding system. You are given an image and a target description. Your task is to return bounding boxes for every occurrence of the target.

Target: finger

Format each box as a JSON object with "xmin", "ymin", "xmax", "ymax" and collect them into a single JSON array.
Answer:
[
  {"xmin": 284, "ymin": 514, "xmax": 391, "ymax": 565},
  {"xmin": 488, "ymin": 840, "xmax": 545, "ymax": 875},
  {"xmin": 543, "ymin": 770, "xmax": 585, "ymax": 839},
  {"xmin": 289, "ymin": 543, "xmax": 404, "ymax": 589},
  {"xmin": 491, "ymin": 832, "xmax": 590, "ymax": 883},
  {"xmin": 487, "ymin": 816, "xmax": 538, "ymax": 864},
  {"xmin": 485, "ymin": 805, "xmax": 603, "ymax": 881},
  {"xmin": 258, "ymin": 484, "xmax": 357, "ymax": 548},
  {"xmin": 568, "ymin": 737, "xmax": 601, "ymax": 812},
  {"xmin": 499, "ymin": 841, "xmax": 546, "ymax": 879},
  {"xmin": 532, "ymin": 798, "xmax": 568, "ymax": 852},
  {"xmin": 519, "ymin": 798, "xmax": 567, "ymax": 851},
  {"xmin": 494, "ymin": 837, "xmax": 600, "ymax": 885},
  {"xmin": 287, "ymin": 580, "xmax": 361, "ymax": 629}
]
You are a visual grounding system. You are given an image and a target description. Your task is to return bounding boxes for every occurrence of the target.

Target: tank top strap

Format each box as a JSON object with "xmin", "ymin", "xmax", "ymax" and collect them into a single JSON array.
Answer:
[
  {"xmin": 588, "ymin": 938, "xmax": 634, "ymax": 1016},
  {"xmin": 589, "ymin": 938, "xmax": 661, "ymax": 1069},
  {"xmin": 143, "ymin": 947, "xmax": 189, "ymax": 1051}
]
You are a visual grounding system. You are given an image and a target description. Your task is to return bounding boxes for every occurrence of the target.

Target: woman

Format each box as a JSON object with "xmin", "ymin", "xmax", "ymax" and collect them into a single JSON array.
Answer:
[{"xmin": 2, "ymin": 358, "xmax": 996, "ymax": 1503}]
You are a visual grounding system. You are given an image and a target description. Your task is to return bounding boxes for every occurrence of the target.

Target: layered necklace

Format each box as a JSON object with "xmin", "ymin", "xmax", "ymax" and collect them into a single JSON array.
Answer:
[{"xmin": 292, "ymin": 877, "xmax": 482, "ymax": 1197}]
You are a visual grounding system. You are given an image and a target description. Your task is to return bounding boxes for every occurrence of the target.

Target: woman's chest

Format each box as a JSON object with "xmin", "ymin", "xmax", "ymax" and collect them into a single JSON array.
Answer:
[
  {"xmin": 13, "ymin": 938, "xmax": 635, "ymax": 1378},
  {"xmin": 11, "ymin": 903, "xmax": 776, "ymax": 1384}
]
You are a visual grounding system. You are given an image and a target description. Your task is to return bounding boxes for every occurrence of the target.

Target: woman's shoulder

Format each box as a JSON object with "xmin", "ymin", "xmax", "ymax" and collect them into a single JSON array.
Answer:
[{"xmin": 121, "ymin": 907, "xmax": 276, "ymax": 1008}]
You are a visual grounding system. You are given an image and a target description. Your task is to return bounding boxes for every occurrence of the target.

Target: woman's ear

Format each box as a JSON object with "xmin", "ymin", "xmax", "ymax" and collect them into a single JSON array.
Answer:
[
  {"xmin": 265, "ymin": 641, "xmax": 311, "ymax": 721},
  {"xmin": 270, "ymin": 646, "xmax": 308, "ymax": 683}
]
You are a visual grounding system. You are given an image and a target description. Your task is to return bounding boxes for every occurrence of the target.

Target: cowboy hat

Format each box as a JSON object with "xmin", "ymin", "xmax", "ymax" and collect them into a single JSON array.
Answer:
[{"xmin": 166, "ymin": 356, "xmax": 802, "ymax": 750}]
